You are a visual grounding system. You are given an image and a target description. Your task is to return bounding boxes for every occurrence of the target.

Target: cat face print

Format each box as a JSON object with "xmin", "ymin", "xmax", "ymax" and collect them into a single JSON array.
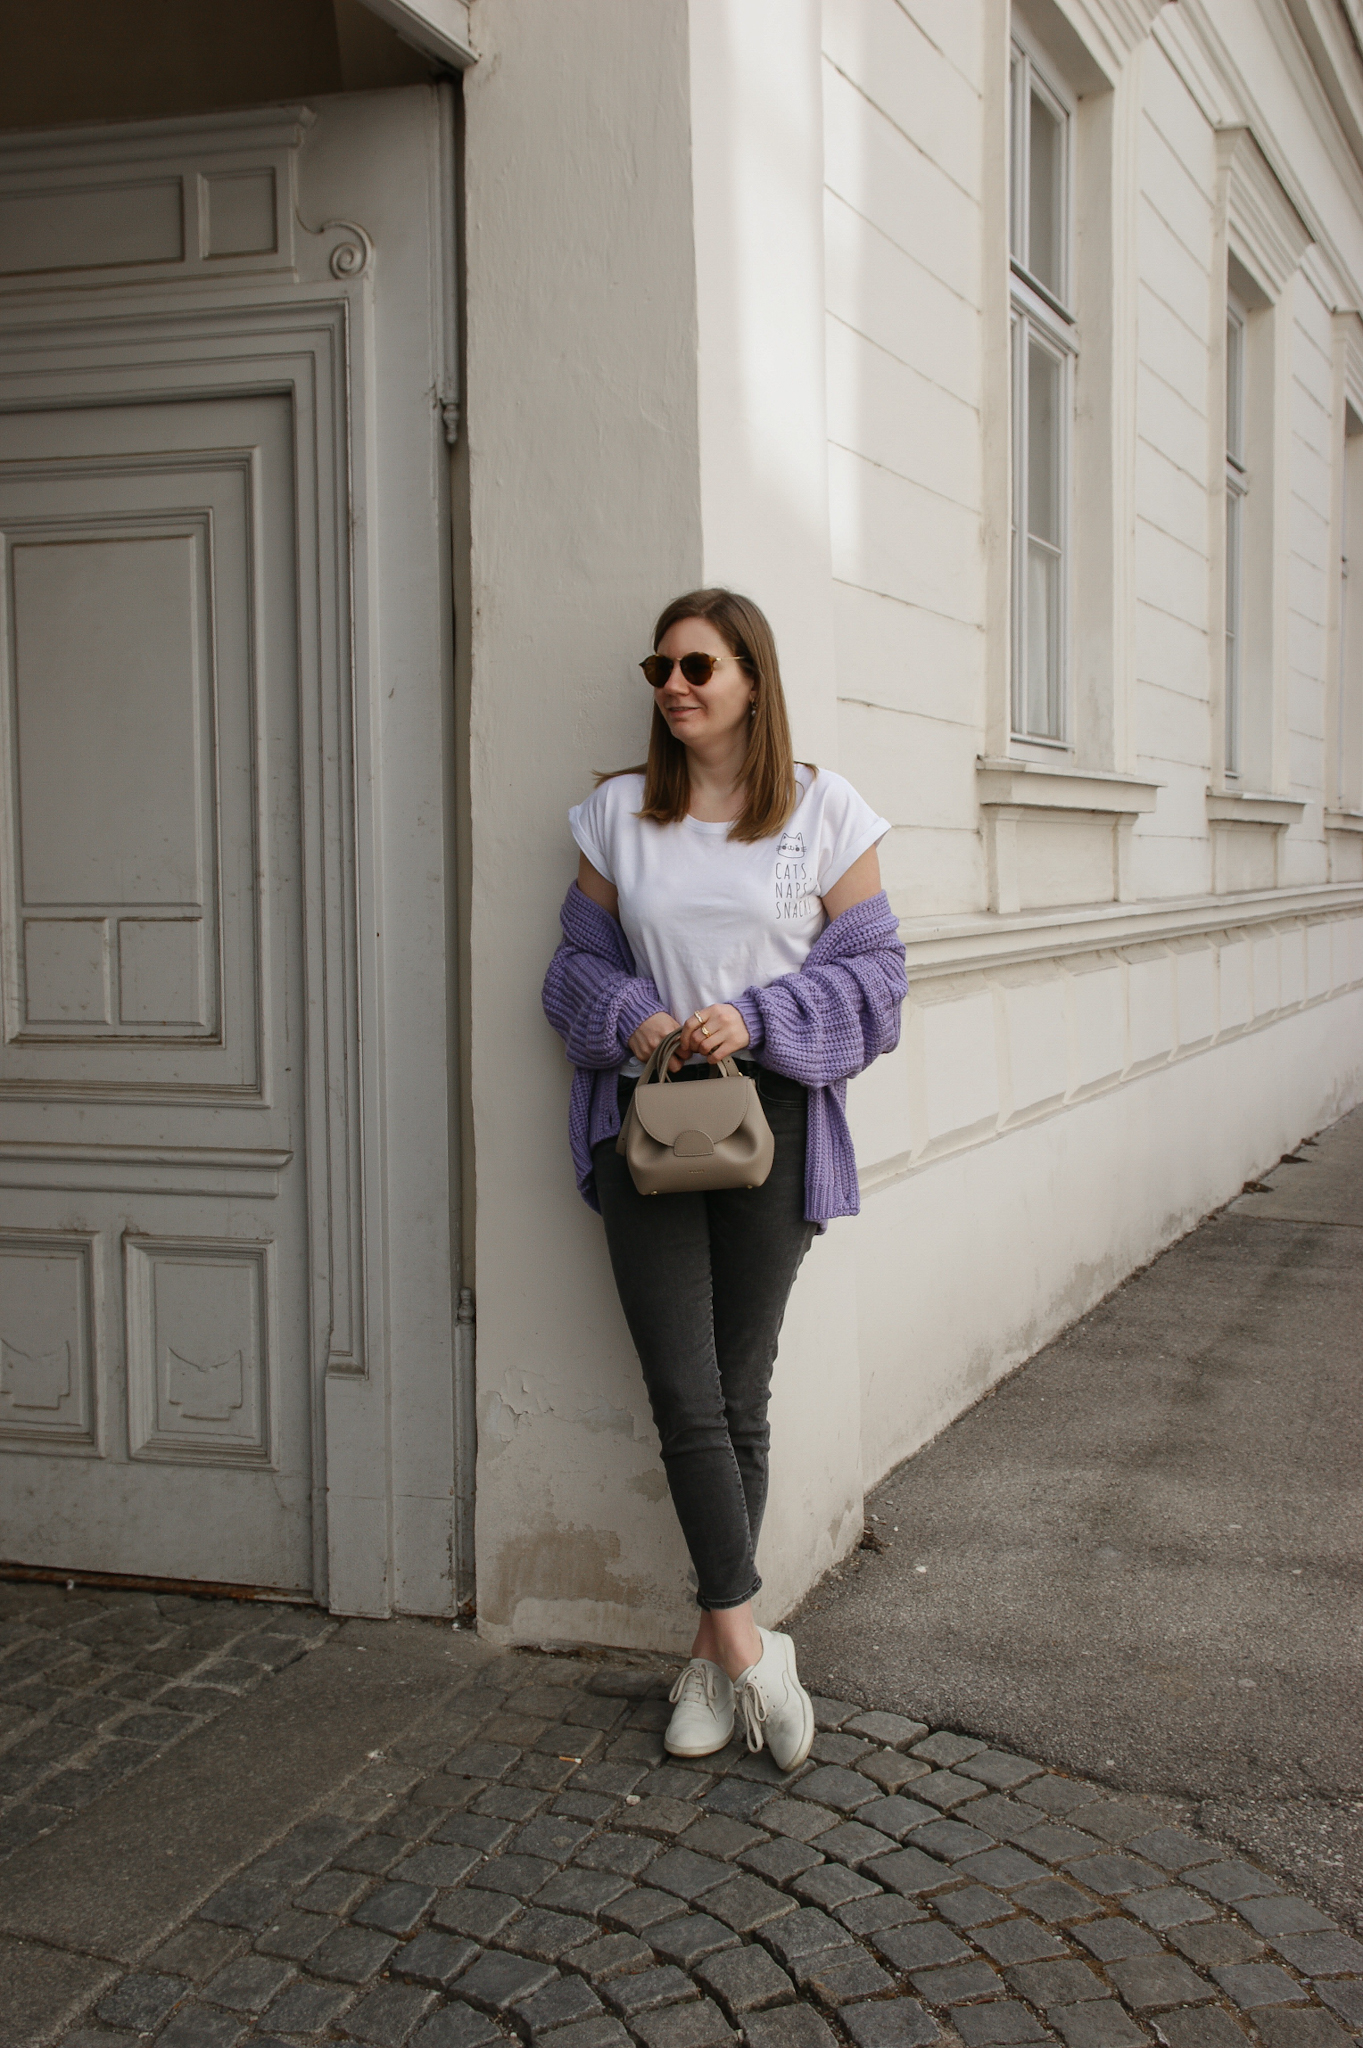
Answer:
[{"xmin": 778, "ymin": 830, "xmax": 805, "ymax": 859}]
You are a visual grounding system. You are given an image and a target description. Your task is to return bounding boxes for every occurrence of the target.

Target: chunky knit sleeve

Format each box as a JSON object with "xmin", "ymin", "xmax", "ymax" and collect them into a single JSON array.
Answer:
[
  {"xmin": 541, "ymin": 884, "xmax": 665, "ymax": 1071},
  {"xmin": 729, "ymin": 893, "xmax": 906, "ymax": 1087}
]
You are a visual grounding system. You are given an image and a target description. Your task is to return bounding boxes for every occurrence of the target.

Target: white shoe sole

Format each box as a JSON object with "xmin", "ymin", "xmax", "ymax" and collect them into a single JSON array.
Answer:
[
  {"xmin": 664, "ymin": 1716, "xmax": 735, "ymax": 1759},
  {"xmin": 766, "ymin": 1631, "xmax": 815, "ymax": 1772}
]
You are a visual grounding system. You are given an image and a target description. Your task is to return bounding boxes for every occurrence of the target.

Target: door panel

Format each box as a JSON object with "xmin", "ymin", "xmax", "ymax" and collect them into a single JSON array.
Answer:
[
  {"xmin": 0, "ymin": 393, "xmax": 311, "ymax": 1590},
  {"xmin": 0, "ymin": 426, "xmax": 266, "ymax": 1090}
]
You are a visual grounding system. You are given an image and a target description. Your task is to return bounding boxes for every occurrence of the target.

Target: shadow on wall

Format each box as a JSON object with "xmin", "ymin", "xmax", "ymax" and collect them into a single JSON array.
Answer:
[{"xmin": 0, "ymin": 0, "xmax": 434, "ymax": 133}]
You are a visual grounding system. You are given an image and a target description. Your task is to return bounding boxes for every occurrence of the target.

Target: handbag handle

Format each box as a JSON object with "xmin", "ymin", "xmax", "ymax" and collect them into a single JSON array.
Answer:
[{"xmin": 638, "ymin": 1027, "xmax": 742, "ymax": 1085}]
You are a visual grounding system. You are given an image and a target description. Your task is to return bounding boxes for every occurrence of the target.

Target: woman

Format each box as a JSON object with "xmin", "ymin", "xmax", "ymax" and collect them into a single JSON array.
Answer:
[{"xmin": 543, "ymin": 589, "xmax": 906, "ymax": 1772}]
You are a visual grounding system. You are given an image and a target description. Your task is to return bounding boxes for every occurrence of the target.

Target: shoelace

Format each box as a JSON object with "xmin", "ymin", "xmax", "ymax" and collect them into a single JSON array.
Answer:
[
  {"xmin": 668, "ymin": 1659, "xmax": 717, "ymax": 1710},
  {"xmin": 736, "ymin": 1677, "xmax": 768, "ymax": 1754}
]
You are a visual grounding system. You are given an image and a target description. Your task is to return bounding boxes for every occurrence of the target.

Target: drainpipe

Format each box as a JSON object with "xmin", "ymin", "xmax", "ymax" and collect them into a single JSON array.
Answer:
[{"xmin": 454, "ymin": 1285, "xmax": 477, "ymax": 1616}]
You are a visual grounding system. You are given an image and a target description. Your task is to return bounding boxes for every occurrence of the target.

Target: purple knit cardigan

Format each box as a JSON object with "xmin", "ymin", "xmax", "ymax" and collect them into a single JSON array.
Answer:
[{"xmin": 541, "ymin": 883, "xmax": 908, "ymax": 1227}]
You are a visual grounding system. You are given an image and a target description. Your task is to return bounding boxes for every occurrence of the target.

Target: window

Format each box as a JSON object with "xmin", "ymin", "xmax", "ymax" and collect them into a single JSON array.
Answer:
[
  {"xmin": 1009, "ymin": 35, "xmax": 1076, "ymax": 745},
  {"xmin": 1210, "ymin": 132, "xmax": 1310, "ymax": 805},
  {"xmin": 1336, "ymin": 401, "xmax": 1363, "ymax": 814},
  {"xmin": 1224, "ymin": 293, "xmax": 1247, "ymax": 778}
]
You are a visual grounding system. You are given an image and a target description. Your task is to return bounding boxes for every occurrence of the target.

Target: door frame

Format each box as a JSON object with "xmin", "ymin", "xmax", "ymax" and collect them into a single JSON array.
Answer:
[{"xmin": 0, "ymin": 109, "xmax": 403, "ymax": 1605}]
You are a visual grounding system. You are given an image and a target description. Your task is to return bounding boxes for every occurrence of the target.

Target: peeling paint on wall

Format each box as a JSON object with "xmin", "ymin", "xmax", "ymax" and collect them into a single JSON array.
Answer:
[{"xmin": 480, "ymin": 1376, "xmax": 652, "ymax": 1455}]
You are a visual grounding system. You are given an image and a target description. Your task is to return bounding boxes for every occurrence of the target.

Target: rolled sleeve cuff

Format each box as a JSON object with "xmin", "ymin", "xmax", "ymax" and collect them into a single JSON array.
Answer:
[
  {"xmin": 616, "ymin": 980, "xmax": 664, "ymax": 1043},
  {"xmin": 731, "ymin": 991, "xmax": 766, "ymax": 1053}
]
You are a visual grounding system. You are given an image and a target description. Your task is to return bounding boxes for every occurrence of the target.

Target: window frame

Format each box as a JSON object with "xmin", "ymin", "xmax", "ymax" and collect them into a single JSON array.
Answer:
[
  {"xmin": 1336, "ymin": 399, "xmax": 1363, "ymax": 815},
  {"xmin": 1008, "ymin": 30, "xmax": 1078, "ymax": 750},
  {"xmin": 1224, "ymin": 292, "xmax": 1248, "ymax": 781}
]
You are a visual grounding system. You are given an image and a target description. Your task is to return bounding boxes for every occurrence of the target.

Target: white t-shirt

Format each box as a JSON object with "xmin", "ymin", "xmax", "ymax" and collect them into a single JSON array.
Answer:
[{"xmin": 569, "ymin": 764, "xmax": 890, "ymax": 1070}]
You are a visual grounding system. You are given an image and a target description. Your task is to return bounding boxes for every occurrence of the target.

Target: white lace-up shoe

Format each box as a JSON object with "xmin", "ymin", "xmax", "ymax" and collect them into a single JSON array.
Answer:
[
  {"xmin": 733, "ymin": 1627, "xmax": 815, "ymax": 1773},
  {"xmin": 664, "ymin": 1658, "xmax": 735, "ymax": 1757}
]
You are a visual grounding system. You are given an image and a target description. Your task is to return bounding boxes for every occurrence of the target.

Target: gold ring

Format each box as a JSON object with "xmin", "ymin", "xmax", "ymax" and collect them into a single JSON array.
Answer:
[
  {"xmin": 701, "ymin": 1024, "xmax": 712, "ymax": 1038},
  {"xmin": 693, "ymin": 1011, "xmax": 706, "ymax": 1025}
]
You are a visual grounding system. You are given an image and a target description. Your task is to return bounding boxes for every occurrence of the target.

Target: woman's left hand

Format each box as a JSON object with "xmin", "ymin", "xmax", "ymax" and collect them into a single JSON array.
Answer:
[{"xmin": 677, "ymin": 1003, "xmax": 751, "ymax": 1065}]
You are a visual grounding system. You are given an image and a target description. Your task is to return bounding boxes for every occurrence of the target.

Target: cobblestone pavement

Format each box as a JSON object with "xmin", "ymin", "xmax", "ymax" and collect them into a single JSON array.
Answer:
[
  {"xmin": 0, "ymin": 1582, "xmax": 337, "ymax": 1866},
  {"xmin": 14, "ymin": 1608, "xmax": 1357, "ymax": 2048}
]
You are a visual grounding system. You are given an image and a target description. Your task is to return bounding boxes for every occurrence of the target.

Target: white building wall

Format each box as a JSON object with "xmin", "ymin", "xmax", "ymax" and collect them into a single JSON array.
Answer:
[
  {"xmin": 460, "ymin": 0, "xmax": 1363, "ymax": 1647},
  {"xmin": 829, "ymin": 0, "xmax": 1363, "ymax": 1506},
  {"xmin": 1132, "ymin": 38, "xmax": 1217, "ymax": 902},
  {"xmin": 822, "ymin": 0, "xmax": 990, "ymax": 921},
  {"xmin": 1288, "ymin": 263, "xmax": 1336, "ymax": 877}
]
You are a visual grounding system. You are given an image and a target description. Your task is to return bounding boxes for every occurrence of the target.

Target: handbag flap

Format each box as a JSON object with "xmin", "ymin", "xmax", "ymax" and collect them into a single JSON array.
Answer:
[{"xmin": 630, "ymin": 1075, "xmax": 754, "ymax": 1147}]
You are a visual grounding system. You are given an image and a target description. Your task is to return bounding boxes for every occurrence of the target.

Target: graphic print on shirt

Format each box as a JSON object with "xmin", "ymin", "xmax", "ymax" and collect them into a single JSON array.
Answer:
[{"xmin": 776, "ymin": 830, "xmax": 814, "ymax": 922}]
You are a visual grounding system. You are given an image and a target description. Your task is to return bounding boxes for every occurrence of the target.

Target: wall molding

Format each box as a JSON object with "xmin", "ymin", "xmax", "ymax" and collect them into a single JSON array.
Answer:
[
  {"xmin": 1150, "ymin": 7, "xmax": 1229, "ymax": 126},
  {"xmin": 0, "ymin": 1142, "xmax": 291, "ymax": 1200},
  {"xmin": 861, "ymin": 901, "xmax": 1363, "ymax": 1196},
  {"xmin": 357, "ymin": 0, "xmax": 476, "ymax": 68},
  {"xmin": 1169, "ymin": 0, "xmax": 1363, "ymax": 315},
  {"xmin": 1205, "ymin": 791, "xmax": 1306, "ymax": 825},
  {"xmin": 1337, "ymin": 308, "xmax": 1363, "ymax": 416},
  {"xmin": 1218, "ymin": 126, "xmax": 1314, "ymax": 299},
  {"xmin": 894, "ymin": 882, "xmax": 1363, "ymax": 980},
  {"xmin": 1281, "ymin": 0, "xmax": 1363, "ymax": 179},
  {"xmin": 0, "ymin": 109, "xmax": 316, "ymax": 297},
  {"xmin": 859, "ymin": 964, "xmax": 1363, "ymax": 1198},
  {"xmin": 977, "ymin": 759, "xmax": 1161, "ymax": 813},
  {"xmin": 1019, "ymin": 0, "xmax": 1169, "ymax": 88}
]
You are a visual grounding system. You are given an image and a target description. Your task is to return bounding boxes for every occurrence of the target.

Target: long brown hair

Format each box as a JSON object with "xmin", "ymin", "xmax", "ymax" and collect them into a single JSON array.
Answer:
[{"xmin": 598, "ymin": 588, "xmax": 809, "ymax": 843}]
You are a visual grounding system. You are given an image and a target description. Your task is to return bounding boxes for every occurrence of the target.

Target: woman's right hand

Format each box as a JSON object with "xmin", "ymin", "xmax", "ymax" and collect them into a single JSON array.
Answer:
[{"xmin": 628, "ymin": 1012, "xmax": 684, "ymax": 1070}]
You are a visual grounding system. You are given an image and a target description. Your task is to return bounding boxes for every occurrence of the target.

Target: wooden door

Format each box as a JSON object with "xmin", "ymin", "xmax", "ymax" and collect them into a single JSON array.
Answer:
[{"xmin": 0, "ymin": 390, "xmax": 312, "ymax": 1589}]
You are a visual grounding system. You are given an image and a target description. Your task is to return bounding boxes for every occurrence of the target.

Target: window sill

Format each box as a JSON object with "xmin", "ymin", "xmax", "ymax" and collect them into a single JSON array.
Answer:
[
  {"xmin": 1205, "ymin": 791, "xmax": 1305, "ymax": 892},
  {"xmin": 977, "ymin": 759, "xmax": 1161, "ymax": 815},
  {"xmin": 1324, "ymin": 808, "xmax": 1363, "ymax": 835},
  {"xmin": 975, "ymin": 761, "xmax": 1161, "ymax": 913},
  {"xmin": 1206, "ymin": 791, "xmax": 1306, "ymax": 827}
]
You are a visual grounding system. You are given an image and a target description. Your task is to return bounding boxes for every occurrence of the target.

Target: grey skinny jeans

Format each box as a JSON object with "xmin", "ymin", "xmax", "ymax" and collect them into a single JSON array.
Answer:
[{"xmin": 591, "ymin": 1064, "xmax": 816, "ymax": 1610}]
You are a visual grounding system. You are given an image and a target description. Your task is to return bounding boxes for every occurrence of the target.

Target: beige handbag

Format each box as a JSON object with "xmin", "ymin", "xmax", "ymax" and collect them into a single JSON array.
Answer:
[{"xmin": 616, "ymin": 1029, "xmax": 775, "ymax": 1195}]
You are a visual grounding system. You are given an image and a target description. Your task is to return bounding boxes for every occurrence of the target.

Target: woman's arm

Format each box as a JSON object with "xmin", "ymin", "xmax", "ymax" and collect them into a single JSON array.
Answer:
[
  {"xmin": 564, "ymin": 856, "xmax": 681, "ymax": 1066},
  {"xmin": 577, "ymin": 851, "xmax": 620, "ymax": 919},
  {"xmin": 821, "ymin": 844, "xmax": 882, "ymax": 920}
]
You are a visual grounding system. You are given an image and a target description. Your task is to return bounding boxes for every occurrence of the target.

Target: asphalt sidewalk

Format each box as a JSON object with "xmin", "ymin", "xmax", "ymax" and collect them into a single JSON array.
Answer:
[{"xmin": 792, "ymin": 1104, "xmax": 1363, "ymax": 1936}]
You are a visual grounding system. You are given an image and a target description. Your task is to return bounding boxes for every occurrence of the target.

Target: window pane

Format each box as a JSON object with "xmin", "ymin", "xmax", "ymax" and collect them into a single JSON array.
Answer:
[
  {"xmin": 1028, "ymin": 88, "xmax": 1063, "ymax": 296},
  {"xmin": 1225, "ymin": 486, "xmax": 1242, "ymax": 774},
  {"xmin": 1027, "ymin": 340, "xmax": 1061, "ymax": 546},
  {"xmin": 1226, "ymin": 309, "xmax": 1244, "ymax": 464},
  {"xmin": 1026, "ymin": 542, "xmax": 1061, "ymax": 738},
  {"xmin": 1009, "ymin": 54, "xmax": 1022, "ymax": 261}
]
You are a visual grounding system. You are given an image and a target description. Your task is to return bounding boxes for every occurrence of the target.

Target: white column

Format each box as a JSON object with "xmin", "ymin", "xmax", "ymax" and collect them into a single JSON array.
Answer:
[
  {"xmin": 463, "ymin": 0, "xmax": 862, "ymax": 1649},
  {"xmin": 688, "ymin": 0, "xmax": 840, "ymax": 764},
  {"xmin": 688, "ymin": 0, "xmax": 863, "ymax": 1628}
]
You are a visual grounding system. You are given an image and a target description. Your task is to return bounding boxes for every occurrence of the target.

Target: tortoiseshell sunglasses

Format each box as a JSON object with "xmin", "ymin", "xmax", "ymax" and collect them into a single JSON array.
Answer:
[{"xmin": 640, "ymin": 651, "xmax": 739, "ymax": 689}]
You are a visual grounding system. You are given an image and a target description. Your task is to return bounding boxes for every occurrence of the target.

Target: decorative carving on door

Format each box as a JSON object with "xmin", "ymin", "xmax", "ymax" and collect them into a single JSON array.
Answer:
[
  {"xmin": 167, "ymin": 1347, "xmax": 244, "ymax": 1422},
  {"xmin": 2, "ymin": 1338, "xmax": 71, "ymax": 1408},
  {"xmin": 125, "ymin": 1233, "xmax": 273, "ymax": 1465},
  {"xmin": 0, "ymin": 1231, "xmax": 99, "ymax": 1450}
]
